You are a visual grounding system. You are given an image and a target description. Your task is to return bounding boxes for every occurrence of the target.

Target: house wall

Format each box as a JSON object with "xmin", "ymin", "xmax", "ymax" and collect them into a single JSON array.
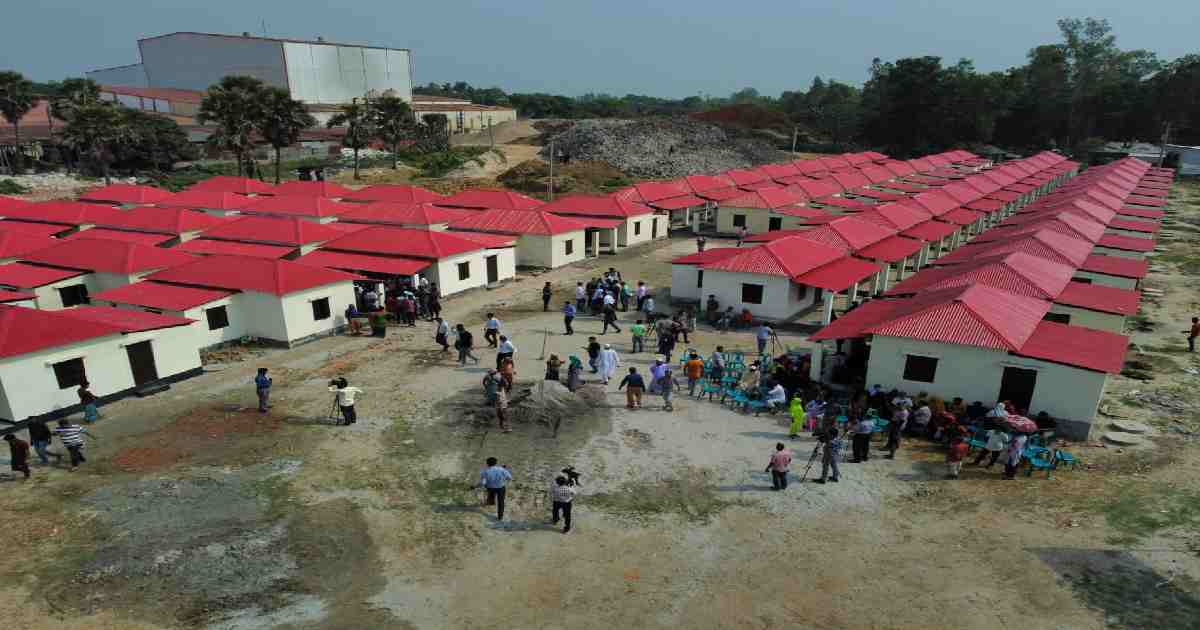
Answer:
[
  {"xmin": 515, "ymin": 232, "xmax": 586, "ymax": 268},
  {"xmin": 0, "ymin": 334, "xmax": 128, "ymax": 421},
  {"xmin": 1071, "ymin": 271, "xmax": 1138, "ymax": 290},
  {"xmin": 422, "ymin": 251, "xmax": 485, "ymax": 296},
  {"xmin": 277, "ymin": 282, "xmax": 357, "ymax": 344},
  {"xmin": 1046, "ymin": 305, "xmax": 1127, "ymax": 333},
  {"xmin": 483, "ymin": 248, "xmax": 516, "ymax": 284},
  {"xmin": 700, "ymin": 270, "xmax": 815, "ymax": 321},
  {"xmin": 620, "ymin": 215, "xmax": 655, "ymax": 247},
  {"xmin": 26, "ymin": 275, "xmax": 94, "ymax": 310},
  {"xmin": 865, "ymin": 336, "xmax": 1109, "ymax": 439},
  {"xmin": 120, "ymin": 327, "xmax": 203, "ymax": 382},
  {"xmin": 671, "ymin": 265, "xmax": 704, "ymax": 302},
  {"xmin": 717, "ymin": 207, "xmax": 771, "ymax": 234}
]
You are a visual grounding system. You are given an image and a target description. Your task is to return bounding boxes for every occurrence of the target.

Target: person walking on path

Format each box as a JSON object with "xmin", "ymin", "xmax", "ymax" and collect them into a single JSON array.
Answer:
[
  {"xmin": 483, "ymin": 313, "xmax": 501, "ymax": 348},
  {"xmin": 455, "ymin": 324, "xmax": 480, "ymax": 366},
  {"xmin": 618, "ymin": 367, "xmax": 645, "ymax": 409},
  {"xmin": 26, "ymin": 420, "xmax": 61, "ymax": 465},
  {"xmin": 77, "ymin": 381, "xmax": 100, "ymax": 423},
  {"xmin": 254, "ymin": 368, "xmax": 272, "ymax": 413},
  {"xmin": 884, "ymin": 405, "xmax": 908, "ymax": 459},
  {"xmin": 815, "ymin": 428, "xmax": 842, "ymax": 484},
  {"xmin": 696, "ymin": 236, "xmax": 706, "ymax": 252},
  {"xmin": 549, "ymin": 475, "xmax": 577, "ymax": 533},
  {"xmin": 477, "ymin": 457, "xmax": 513, "ymax": 520},
  {"xmin": 849, "ymin": 415, "xmax": 875, "ymax": 463},
  {"xmin": 601, "ymin": 304, "xmax": 622, "ymax": 334},
  {"xmin": 766, "ymin": 442, "xmax": 792, "ymax": 490},
  {"xmin": 1188, "ymin": 316, "xmax": 1200, "ymax": 352},
  {"xmin": 496, "ymin": 335, "xmax": 516, "ymax": 370},
  {"xmin": 636, "ymin": 281, "xmax": 648, "ymax": 311},
  {"xmin": 947, "ymin": 436, "xmax": 968, "ymax": 479},
  {"xmin": 685, "ymin": 353, "xmax": 705, "ymax": 396},
  {"xmin": 494, "ymin": 375, "xmax": 512, "ymax": 432},
  {"xmin": 1002, "ymin": 433, "xmax": 1028, "ymax": 480},
  {"xmin": 971, "ymin": 429, "xmax": 1010, "ymax": 468},
  {"xmin": 658, "ymin": 367, "xmax": 682, "ymax": 411},
  {"xmin": 586, "ymin": 337, "xmax": 601, "ymax": 373},
  {"xmin": 435, "ymin": 318, "xmax": 450, "ymax": 352},
  {"xmin": 656, "ymin": 319, "xmax": 677, "ymax": 364},
  {"xmin": 788, "ymin": 398, "xmax": 806, "ymax": 438},
  {"xmin": 53, "ymin": 419, "xmax": 88, "ymax": 470},
  {"xmin": 575, "ymin": 283, "xmax": 587, "ymax": 312},
  {"xmin": 597, "ymin": 344, "xmax": 620, "ymax": 384},
  {"xmin": 4, "ymin": 434, "xmax": 31, "ymax": 480},
  {"xmin": 427, "ymin": 291, "xmax": 441, "ymax": 321},
  {"xmin": 620, "ymin": 282, "xmax": 632, "ymax": 312},
  {"xmin": 542, "ymin": 282, "xmax": 553, "ymax": 312},
  {"xmin": 562, "ymin": 302, "xmax": 576, "ymax": 335},
  {"xmin": 630, "ymin": 320, "xmax": 646, "ymax": 353},
  {"xmin": 756, "ymin": 322, "xmax": 774, "ymax": 356},
  {"xmin": 329, "ymin": 377, "xmax": 363, "ymax": 425}
]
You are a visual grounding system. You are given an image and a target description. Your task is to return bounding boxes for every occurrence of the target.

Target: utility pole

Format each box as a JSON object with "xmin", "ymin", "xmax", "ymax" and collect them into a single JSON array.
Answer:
[
  {"xmin": 1157, "ymin": 122, "xmax": 1172, "ymax": 168},
  {"xmin": 548, "ymin": 138, "xmax": 555, "ymax": 201}
]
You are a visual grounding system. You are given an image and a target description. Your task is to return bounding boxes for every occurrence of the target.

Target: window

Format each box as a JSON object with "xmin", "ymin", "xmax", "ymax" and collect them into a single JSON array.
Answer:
[
  {"xmin": 1043, "ymin": 312, "xmax": 1071, "ymax": 324},
  {"xmin": 696, "ymin": 269, "xmax": 704, "ymax": 289},
  {"xmin": 902, "ymin": 355, "xmax": 939, "ymax": 383},
  {"xmin": 564, "ymin": 239, "xmax": 574, "ymax": 255},
  {"xmin": 795, "ymin": 284, "xmax": 807, "ymax": 301},
  {"xmin": 205, "ymin": 305, "xmax": 229, "ymax": 330},
  {"xmin": 741, "ymin": 283, "xmax": 764, "ymax": 305},
  {"xmin": 1072, "ymin": 276, "xmax": 1093, "ymax": 284},
  {"xmin": 732, "ymin": 214, "xmax": 747, "ymax": 228},
  {"xmin": 52, "ymin": 358, "xmax": 87, "ymax": 390},
  {"xmin": 59, "ymin": 284, "xmax": 89, "ymax": 307},
  {"xmin": 633, "ymin": 221, "xmax": 642, "ymax": 236},
  {"xmin": 311, "ymin": 298, "xmax": 331, "ymax": 321},
  {"xmin": 768, "ymin": 217, "xmax": 783, "ymax": 231},
  {"xmin": 457, "ymin": 261, "xmax": 471, "ymax": 281}
]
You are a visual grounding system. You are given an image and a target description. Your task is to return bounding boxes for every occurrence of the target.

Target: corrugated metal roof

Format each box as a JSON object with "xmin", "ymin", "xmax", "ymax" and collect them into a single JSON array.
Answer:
[
  {"xmin": 938, "ymin": 208, "xmax": 984, "ymax": 226},
  {"xmin": 0, "ymin": 229, "xmax": 56, "ymax": 259},
  {"xmin": 538, "ymin": 195, "xmax": 653, "ymax": 218},
  {"xmin": 240, "ymin": 195, "xmax": 361, "ymax": 218},
  {"xmin": 940, "ymin": 182, "xmax": 985, "ymax": 204},
  {"xmin": 323, "ymin": 226, "xmax": 483, "ymax": 259},
  {"xmin": 146, "ymin": 255, "xmax": 359, "ymax": 296},
  {"xmin": 436, "ymin": 189, "xmax": 543, "ymax": 211},
  {"xmin": 173, "ymin": 239, "xmax": 293, "ymax": 259},
  {"xmin": 63, "ymin": 228, "xmax": 174, "ymax": 246},
  {"xmin": 337, "ymin": 202, "xmax": 473, "ymax": 226},
  {"xmin": 1016, "ymin": 321, "xmax": 1128, "ymax": 373},
  {"xmin": 1080, "ymin": 254, "xmax": 1148, "ymax": 278},
  {"xmin": 186, "ymin": 176, "xmax": 275, "ymax": 195},
  {"xmin": 3, "ymin": 201, "xmax": 129, "ymax": 226},
  {"xmin": 797, "ymin": 255, "xmax": 881, "ymax": 291},
  {"xmin": 855, "ymin": 235, "xmax": 924, "ymax": 262},
  {"xmin": 723, "ymin": 168, "xmax": 771, "ymax": 186},
  {"xmin": 79, "ymin": 184, "xmax": 172, "ymax": 205},
  {"xmin": 799, "ymin": 215, "xmax": 895, "ymax": 252},
  {"xmin": 158, "ymin": 190, "xmax": 253, "ymax": 211},
  {"xmin": 939, "ymin": 230, "xmax": 1094, "ymax": 267},
  {"xmin": 1097, "ymin": 234, "xmax": 1155, "ymax": 252},
  {"xmin": 0, "ymin": 305, "xmax": 120, "ymax": 360},
  {"xmin": 719, "ymin": 187, "xmax": 804, "ymax": 209},
  {"xmin": 704, "ymin": 238, "xmax": 844, "ymax": 277},
  {"xmin": 670, "ymin": 247, "xmax": 744, "ymax": 265},
  {"xmin": 910, "ymin": 191, "xmax": 960, "ymax": 217},
  {"xmin": 888, "ymin": 252, "xmax": 1074, "ymax": 299},
  {"xmin": 0, "ymin": 262, "xmax": 87, "ymax": 288},
  {"xmin": 1056, "ymin": 281, "xmax": 1140, "ymax": 315},
  {"xmin": 1108, "ymin": 218, "xmax": 1160, "ymax": 234},
  {"xmin": 1116, "ymin": 206, "xmax": 1165, "ymax": 219},
  {"xmin": 93, "ymin": 281, "xmax": 234, "ymax": 310},
  {"xmin": 269, "ymin": 181, "xmax": 355, "ymax": 198},
  {"xmin": 650, "ymin": 195, "xmax": 707, "ymax": 210},
  {"xmin": 902, "ymin": 220, "xmax": 959, "ymax": 242},
  {"xmin": 99, "ymin": 207, "xmax": 230, "ymax": 235},
  {"xmin": 869, "ymin": 285, "xmax": 1050, "ymax": 350},
  {"xmin": 20, "ymin": 237, "xmax": 195, "ymax": 274},
  {"xmin": 447, "ymin": 209, "xmax": 591, "ymax": 236},
  {"xmin": 785, "ymin": 179, "xmax": 841, "ymax": 200},
  {"xmin": 58, "ymin": 305, "xmax": 194, "ymax": 333},
  {"xmin": 296, "ymin": 250, "xmax": 430, "ymax": 276}
]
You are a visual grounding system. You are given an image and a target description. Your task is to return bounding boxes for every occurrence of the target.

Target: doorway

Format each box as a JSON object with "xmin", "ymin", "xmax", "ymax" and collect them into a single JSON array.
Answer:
[
  {"xmin": 652, "ymin": 218, "xmax": 660, "ymax": 238},
  {"xmin": 485, "ymin": 255, "xmax": 499, "ymax": 284},
  {"xmin": 998, "ymin": 366, "xmax": 1037, "ymax": 413},
  {"xmin": 125, "ymin": 341, "xmax": 159, "ymax": 386}
]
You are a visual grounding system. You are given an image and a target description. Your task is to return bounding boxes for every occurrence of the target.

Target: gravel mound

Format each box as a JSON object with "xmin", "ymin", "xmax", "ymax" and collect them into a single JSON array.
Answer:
[{"xmin": 541, "ymin": 118, "xmax": 785, "ymax": 179}]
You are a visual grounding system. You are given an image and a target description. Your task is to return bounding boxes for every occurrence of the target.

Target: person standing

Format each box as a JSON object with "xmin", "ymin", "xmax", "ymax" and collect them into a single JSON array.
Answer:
[
  {"xmin": 620, "ymin": 282, "xmax": 632, "ymax": 312},
  {"xmin": 77, "ymin": 381, "xmax": 100, "ymax": 423},
  {"xmin": 636, "ymin": 281, "xmax": 648, "ymax": 311},
  {"xmin": 435, "ymin": 317, "xmax": 450, "ymax": 352},
  {"xmin": 454, "ymin": 324, "xmax": 480, "ymax": 366},
  {"xmin": 549, "ymin": 475, "xmax": 577, "ymax": 533},
  {"xmin": 494, "ymin": 374, "xmax": 512, "ymax": 432},
  {"xmin": 597, "ymin": 344, "xmax": 620, "ymax": 384},
  {"xmin": 254, "ymin": 368, "xmax": 272, "ymax": 413},
  {"xmin": 427, "ymin": 290, "xmax": 442, "ymax": 321},
  {"xmin": 756, "ymin": 322, "xmax": 774, "ymax": 356},
  {"xmin": 4, "ymin": 434, "xmax": 31, "ymax": 480},
  {"xmin": 566, "ymin": 356, "xmax": 583, "ymax": 392},
  {"xmin": 545, "ymin": 354, "xmax": 563, "ymax": 381},
  {"xmin": 736, "ymin": 226, "xmax": 748, "ymax": 247},
  {"xmin": 496, "ymin": 335, "xmax": 516, "ymax": 369},
  {"xmin": 601, "ymin": 304, "xmax": 622, "ymax": 334},
  {"xmin": 26, "ymin": 420, "xmax": 61, "ymax": 465},
  {"xmin": 642, "ymin": 295, "xmax": 656, "ymax": 317},
  {"xmin": 329, "ymin": 378, "xmax": 363, "ymax": 425},
  {"xmin": 1002, "ymin": 433, "xmax": 1028, "ymax": 480},
  {"xmin": 659, "ymin": 367, "xmax": 681, "ymax": 411},
  {"xmin": 696, "ymin": 235, "xmax": 707, "ymax": 252},
  {"xmin": 971, "ymin": 429, "xmax": 1009, "ymax": 468},
  {"xmin": 884, "ymin": 405, "xmax": 908, "ymax": 459},
  {"xmin": 586, "ymin": 337, "xmax": 601, "ymax": 373},
  {"xmin": 53, "ymin": 419, "xmax": 88, "ymax": 470},
  {"xmin": 946, "ymin": 436, "xmax": 968, "ymax": 479},
  {"xmin": 542, "ymin": 282, "xmax": 553, "ymax": 312},
  {"xmin": 766, "ymin": 442, "xmax": 792, "ymax": 490},
  {"xmin": 562, "ymin": 302, "xmax": 576, "ymax": 335},
  {"xmin": 483, "ymin": 313, "xmax": 501, "ymax": 348},
  {"xmin": 814, "ymin": 429, "xmax": 842, "ymax": 484},
  {"xmin": 850, "ymin": 415, "xmax": 874, "ymax": 463},
  {"xmin": 477, "ymin": 457, "xmax": 513, "ymax": 520},
  {"xmin": 630, "ymin": 320, "xmax": 646, "ymax": 353},
  {"xmin": 575, "ymin": 283, "xmax": 587, "ymax": 312},
  {"xmin": 401, "ymin": 294, "xmax": 417, "ymax": 327},
  {"xmin": 788, "ymin": 397, "xmax": 806, "ymax": 438},
  {"xmin": 684, "ymin": 353, "xmax": 705, "ymax": 396},
  {"xmin": 618, "ymin": 367, "xmax": 645, "ymax": 409},
  {"xmin": 1188, "ymin": 316, "xmax": 1200, "ymax": 352}
]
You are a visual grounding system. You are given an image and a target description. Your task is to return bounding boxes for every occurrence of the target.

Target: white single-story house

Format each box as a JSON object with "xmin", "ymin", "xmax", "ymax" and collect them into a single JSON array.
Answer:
[
  {"xmin": 335, "ymin": 203, "xmax": 473, "ymax": 232},
  {"xmin": 192, "ymin": 216, "xmax": 346, "ymax": 257},
  {"xmin": 0, "ymin": 263, "xmax": 94, "ymax": 310},
  {"xmin": 447, "ymin": 209, "xmax": 601, "ymax": 268},
  {"xmin": 15, "ymin": 237, "xmax": 197, "ymax": 299},
  {"xmin": 538, "ymin": 195, "xmax": 665, "ymax": 250}
]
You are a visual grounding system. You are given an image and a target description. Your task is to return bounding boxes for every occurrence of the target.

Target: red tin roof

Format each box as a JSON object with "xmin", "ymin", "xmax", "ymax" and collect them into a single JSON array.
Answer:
[
  {"xmin": 146, "ymin": 255, "xmax": 359, "ymax": 295},
  {"xmin": 20, "ymin": 238, "xmax": 195, "ymax": 274},
  {"xmin": 269, "ymin": 181, "xmax": 354, "ymax": 198},
  {"xmin": 93, "ymin": 281, "xmax": 234, "ymax": 310},
  {"xmin": 1079, "ymin": 254, "xmax": 1148, "ymax": 279},
  {"xmin": 1015, "ymin": 321, "xmax": 1128, "ymax": 373},
  {"xmin": 198, "ymin": 216, "xmax": 344, "ymax": 246},
  {"xmin": 447, "ymin": 209, "xmax": 592, "ymax": 236},
  {"xmin": 0, "ymin": 262, "xmax": 86, "ymax": 288},
  {"xmin": 58, "ymin": 306, "xmax": 194, "ymax": 333},
  {"xmin": 186, "ymin": 176, "xmax": 275, "ymax": 195},
  {"xmin": 436, "ymin": 189, "xmax": 543, "ymax": 211},
  {"xmin": 0, "ymin": 305, "xmax": 120, "ymax": 359},
  {"xmin": 79, "ymin": 184, "xmax": 172, "ymax": 205},
  {"xmin": 342, "ymin": 184, "xmax": 444, "ymax": 204},
  {"xmin": 337, "ymin": 202, "xmax": 473, "ymax": 226},
  {"xmin": 323, "ymin": 226, "xmax": 484, "ymax": 259},
  {"xmin": 704, "ymin": 237, "xmax": 844, "ymax": 278},
  {"xmin": 296, "ymin": 250, "xmax": 430, "ymax": 276}
]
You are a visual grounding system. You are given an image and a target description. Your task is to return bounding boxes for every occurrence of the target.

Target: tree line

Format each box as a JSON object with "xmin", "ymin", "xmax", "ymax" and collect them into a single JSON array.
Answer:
[{"xmin": 419, "ymin": 18, "xmax": 1200, "ymax": 157}]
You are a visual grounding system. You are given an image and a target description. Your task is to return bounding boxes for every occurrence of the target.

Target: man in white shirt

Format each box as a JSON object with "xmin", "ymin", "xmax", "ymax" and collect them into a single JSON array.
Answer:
[
  {"xmin": 483, "ymin": 313, "xmax": 501, "ymax": 348},
  {"xmin": 574, "ymin": 283, "xmax": 587, "ymax": 311},
  {"xmin": 497, "ymin": 336, "xmax": 516, "ymax": 369},
  {"xmin": 328, "ymin": 377, "xmax": 363, "ymax": 425},
  {"xmin": 765, "ymin": 383, "xmax": 788, "ymax": 411}
]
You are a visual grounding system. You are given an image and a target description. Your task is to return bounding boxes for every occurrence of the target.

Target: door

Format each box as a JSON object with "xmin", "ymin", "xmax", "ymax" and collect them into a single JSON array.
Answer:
[
  {"xmin": 652, "ymin": 218, "xmax": 660, "ymax": 238},
  {"xmin": 998, "ymin": 367, "xmax": 1037, "ymax": 413},
  {"xmin": 486, "ymin": 255, "xmax": 499, "ymax": 284},
  {"xmin": 768, "ymin": 217, "xmax": 783, "ymax": 231},
  {"xmin": 125, "ymin": 341, "xmax": 159, "ymax": 386}
]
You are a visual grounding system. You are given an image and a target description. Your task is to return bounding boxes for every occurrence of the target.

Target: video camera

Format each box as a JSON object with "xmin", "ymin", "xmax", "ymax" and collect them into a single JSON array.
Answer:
[
  {"xmin": 329, "ymin": 377, "xmax": 347, "ymax": 389},
  {"xmin": 561, "ymin": 466, "xmax": 581, "ymax": 486}
]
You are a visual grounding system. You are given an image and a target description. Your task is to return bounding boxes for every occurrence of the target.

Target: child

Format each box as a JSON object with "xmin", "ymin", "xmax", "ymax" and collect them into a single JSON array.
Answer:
[
  {"xmin": 658, "ymin": 368, "xmax": 682, "ymax": 412},
  {"xmin": 788, "ymin": 397, "xmax": 807, "ymax": 439},
  {"xmin": 684, "ymin": 353, "xmax": 705, "ymax": 396},
  {"xmin": 618, "ymin": 367, "xmax": 645, "ymax": 409},
  {"xmin": 947, "ymin": 436, "xmax": 969, "ymax": 479}
]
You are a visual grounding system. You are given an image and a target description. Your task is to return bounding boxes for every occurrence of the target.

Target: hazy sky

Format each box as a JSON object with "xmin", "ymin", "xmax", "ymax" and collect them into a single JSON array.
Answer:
[{"xmin": 3, "ymin": 0, "xmax": 1196, "ymax": 97}]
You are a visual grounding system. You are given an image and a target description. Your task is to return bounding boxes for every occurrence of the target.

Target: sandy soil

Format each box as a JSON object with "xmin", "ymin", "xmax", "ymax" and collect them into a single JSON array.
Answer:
[{"xmin": 3, "ymin": 185, "xmax": 1200, "ymax": 630}]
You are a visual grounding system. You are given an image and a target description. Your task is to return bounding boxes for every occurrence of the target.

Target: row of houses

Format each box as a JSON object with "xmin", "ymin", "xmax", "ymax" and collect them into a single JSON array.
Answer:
[{"xmin": 806, "ymin": 157, "xmax": 1169, "ymax": 440}]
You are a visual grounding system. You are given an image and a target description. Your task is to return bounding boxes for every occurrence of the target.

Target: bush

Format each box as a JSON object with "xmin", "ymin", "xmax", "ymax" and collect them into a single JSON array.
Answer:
[{"xmin": 0, "ymin": 179, "xmax": 31, "ymax": 195}]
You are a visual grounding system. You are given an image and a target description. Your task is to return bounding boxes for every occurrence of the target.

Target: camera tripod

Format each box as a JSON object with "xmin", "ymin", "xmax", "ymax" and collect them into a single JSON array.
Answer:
[
  {"xmin": 327, "ymin": 395, "xmax": 344, "ymax": 425},
  {"xmin": 797, "ymin": 440, "xmax": 824, "ymax": 484}
]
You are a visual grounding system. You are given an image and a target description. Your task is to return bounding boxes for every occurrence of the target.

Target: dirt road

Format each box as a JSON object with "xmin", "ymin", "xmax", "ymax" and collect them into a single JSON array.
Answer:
[{"xmin": 2, "ymin": 188, "xmax": 1200, "ymax": 629}]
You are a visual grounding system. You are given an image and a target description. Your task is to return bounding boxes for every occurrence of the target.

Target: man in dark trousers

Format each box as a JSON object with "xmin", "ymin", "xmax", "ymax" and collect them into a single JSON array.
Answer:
[
  {"xmin": 1188, "ymin": 316, "xmax": 1200, "ymax": 352},
  {"xmin": 562, "ymin": 302, "xmax": 576, "ymax": 335},
  {"xmin": 4, "ymin": 434, "xmax": 31, "ymax": 480},
  {"xmin": 254, "ymin": 368, "xmax": 272, "ymax": 413},
  {"xmin": 478, "ymin": 457, "xmax": 513, "ymax": 521},
  {"xmin": 601, "ymin": 304, "xmax": 622, "ymax": 334},
  {"xmin": 766, "ymin": 442, "xmax": 792, "ymax": 490},
  {"xmin": 542, "ymin": 282, "xmax": 553, "ymax": 312},
  {"xmin": 549, "ymin": 474, "xmax": 577, "ymax": 533},
  {"xmin": 26, "ymin": 420, "xmax": 61, "ymax": 465}
]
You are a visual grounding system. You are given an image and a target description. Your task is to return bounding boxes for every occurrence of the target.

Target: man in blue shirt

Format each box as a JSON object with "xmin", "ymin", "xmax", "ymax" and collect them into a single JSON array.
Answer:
[
  {"xmin": 254, "ymin": 368, "xmax": 272, "ymax": 413},
  {"xmin": 478, "ymin": 457, "xmax": 513, "ymax": 520},
  {"xmin": 562, "ymin": 301, "xmax": 576, "ymax": 335},
  {"xmin": 756, "ymin": 323, "xmax": 774, "ymax": 356}
]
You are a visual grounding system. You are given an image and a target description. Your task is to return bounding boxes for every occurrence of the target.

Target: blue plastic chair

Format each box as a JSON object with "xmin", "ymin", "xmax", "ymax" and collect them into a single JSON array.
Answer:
[
  {"xmin": 701, "ymin": 380, "xmax": 723, "ymax": 400},
  {"xmin": 966, "ymin": 428, "xmax": 990, "ymax": 453},
  {"xmin": 1054, "ymin": 449, "xmax": 1079, "ymax": 470},
  {"xmin": 1024, "ymin": 446, "xmax": 1055, "ymax": 478}
]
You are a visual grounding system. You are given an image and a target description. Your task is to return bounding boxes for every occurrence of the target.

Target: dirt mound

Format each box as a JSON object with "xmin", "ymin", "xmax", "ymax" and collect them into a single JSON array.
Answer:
[
  {"xmin": 497, "ymin": 159, "xmax": 630, "ymax": 195},
  {"xmin": 541, "ymin": 117, "xmax": 787, "ymax": 179},
  {"xmin": 691, "ymin": 104, "xmax": 792, "ymax": 130}
]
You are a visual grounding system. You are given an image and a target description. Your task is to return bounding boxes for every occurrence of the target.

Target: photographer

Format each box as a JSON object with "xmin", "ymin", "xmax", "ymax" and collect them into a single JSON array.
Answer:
[
  {"xmin": 813, "ymin": 428, "xmax": 842, "ymax": 484},
  {"xmin": 328, "ymin": 378, "xmax": 363, "ymax": 425},
  {"xmin": 549, "ymin": 467, "xmax": 580, "ymax": 533}
]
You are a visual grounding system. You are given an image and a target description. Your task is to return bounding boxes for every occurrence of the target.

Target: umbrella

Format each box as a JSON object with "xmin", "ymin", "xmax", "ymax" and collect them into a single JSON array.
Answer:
[{"xmin": 1004, "ymin": 415, "xmax": 1039, "ymax": 433}]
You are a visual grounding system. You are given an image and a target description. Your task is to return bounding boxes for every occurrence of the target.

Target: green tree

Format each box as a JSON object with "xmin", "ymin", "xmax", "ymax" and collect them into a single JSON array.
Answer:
[
  {"xmin": 0, "ymin": 71, "xmax": 37, "ymax": 173},
  {"xmin": 326, "ymin": 99, "xmax": 374, "ymax": 180},
  {"xmin": 48, "ymin": 77, "xmax": 100, "ymax": 141},
  {"xmin": 367, "ymin": 95, "xmax": 415, "ymax": 169},
  {"xmin": 114, "ymin": 109, "xmax": 196, "ymax": 172},
  {"xmin": 412, "ymin": 113, "xmax": 450, "ymax": 153},
  {"xmin": 197, "ymin": 76, "xmax": 266, "ymax": 177},
  {"xmin": 58, "ymin": 100, "xmax": 130, "ymax": 184},
  {"xmin": 257, "ymin": 87, "xmax": 316, "ymax": 183}
]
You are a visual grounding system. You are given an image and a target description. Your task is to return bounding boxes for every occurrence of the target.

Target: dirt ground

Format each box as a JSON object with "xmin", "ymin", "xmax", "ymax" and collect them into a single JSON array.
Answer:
[{"xmin": 3, "ymin": 184, "xmax": 1200, "ymax": 630}]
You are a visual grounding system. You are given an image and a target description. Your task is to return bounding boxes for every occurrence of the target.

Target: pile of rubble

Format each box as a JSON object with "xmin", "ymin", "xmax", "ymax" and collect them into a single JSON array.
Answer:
[{"xmin": 541, "ymin": 118, "xmax": 785, "ymax": 179}]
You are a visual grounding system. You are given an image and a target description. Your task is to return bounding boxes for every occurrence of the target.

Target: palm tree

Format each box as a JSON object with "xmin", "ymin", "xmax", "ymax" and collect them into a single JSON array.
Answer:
[
  {"xmin": 58, "ymin": 101, "xmax": 130, "ymax": 184},
  {"xmin": 50, "ymin": 77, "xmax": 100, "ymax": 122},
  {"xmin": 258, "ymin": 88, "xmax": 316, "ymax": 184},
  {"xmin": 367, "ymin": 95, "xmax": 414, "ymax": 169},
  {"xmin": 0, "ymin": 71, "xmax": 37, "ymax": 173},
  {"xmin": 326, "ymin": 98, "xmax": 374, "ymax": 180},
  {"xmin": 197, "ymin": 76, "xmax": 266, "ymax": 177}
]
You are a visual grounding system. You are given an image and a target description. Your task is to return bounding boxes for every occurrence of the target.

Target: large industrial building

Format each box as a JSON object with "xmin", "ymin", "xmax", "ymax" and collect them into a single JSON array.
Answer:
[{"xmin": 88, "ymin": 31, "xmax": 414, "ymax": 106}]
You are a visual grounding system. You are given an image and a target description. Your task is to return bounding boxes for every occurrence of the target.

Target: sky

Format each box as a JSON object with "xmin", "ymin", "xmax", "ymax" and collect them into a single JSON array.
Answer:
[{"xmin": 3, "ymin": 0, "xmax": 1197, "ymax": 98}]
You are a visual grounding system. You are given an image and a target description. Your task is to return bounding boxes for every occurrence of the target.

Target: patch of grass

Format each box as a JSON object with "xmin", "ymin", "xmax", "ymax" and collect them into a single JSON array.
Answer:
[
  {"xmin": 1095, "ymin": 483, "xmax": 1200, "ymax": 546},
  {"xmin": 249, "ymin": 473, "xmax": 296, "ymax": 520},
  {"xmin": 588, "ymin": 472, "xmax": 747, "ymax": 523},
  {"xmin": 0, "ymin": 179, "xmax": 31, "ymax": 194}
]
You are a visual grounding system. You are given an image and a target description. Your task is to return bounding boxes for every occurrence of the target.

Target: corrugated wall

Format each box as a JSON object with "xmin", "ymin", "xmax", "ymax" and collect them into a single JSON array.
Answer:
[
  {"xmin": 139, "ymin": 34, "xmax": 288, "ymax": 92},
  {"xmin": 283, "ymin": 42, "xmax": 411, "ymax": 105}
]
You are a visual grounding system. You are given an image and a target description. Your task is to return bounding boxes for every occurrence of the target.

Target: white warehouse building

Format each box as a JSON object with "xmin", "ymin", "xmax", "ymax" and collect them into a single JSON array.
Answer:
[{"xmin": 88, "ymin": 31, "xmax": 413, "ymax": 106}]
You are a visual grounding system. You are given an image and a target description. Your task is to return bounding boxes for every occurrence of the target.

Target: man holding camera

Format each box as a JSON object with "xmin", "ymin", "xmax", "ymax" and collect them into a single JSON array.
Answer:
[
  {"xmin": 550, "ymin": 468, "xmax": 579, "ymax": 534},
  {"xmin": 328, "ymin": 378, "xmax": 363, "ymax": 425}
]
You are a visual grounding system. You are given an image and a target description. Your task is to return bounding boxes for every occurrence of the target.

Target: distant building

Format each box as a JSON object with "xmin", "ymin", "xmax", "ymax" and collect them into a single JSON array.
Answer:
[{"xmin": 410, "ymin": 94, "xmax": 518, "ymax": 135}]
